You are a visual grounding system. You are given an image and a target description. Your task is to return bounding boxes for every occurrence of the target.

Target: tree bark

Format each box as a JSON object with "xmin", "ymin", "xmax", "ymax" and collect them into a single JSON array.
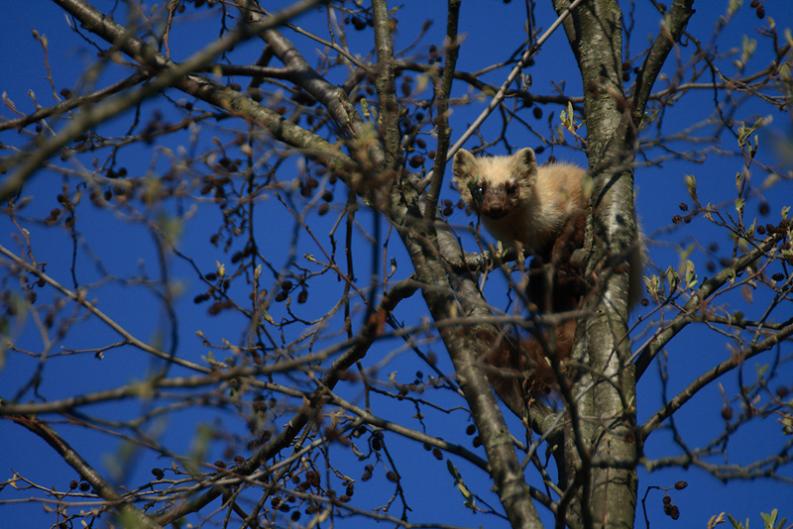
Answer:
[{"xmin": 552, "ymin": 1, "xmax": 640, "ymax": 528}]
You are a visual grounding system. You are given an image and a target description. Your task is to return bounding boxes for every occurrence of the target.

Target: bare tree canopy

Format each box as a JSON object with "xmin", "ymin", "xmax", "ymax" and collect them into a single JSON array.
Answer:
[{"xmin": 1, "ymin": 1, "xmax": 791, "ymax": 529}]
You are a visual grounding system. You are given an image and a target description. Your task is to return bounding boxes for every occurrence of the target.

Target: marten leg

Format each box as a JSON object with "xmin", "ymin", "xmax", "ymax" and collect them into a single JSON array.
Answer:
[
  {"xmin": 478, "ymin": 328, "xmax": 529, "ymax": 416},
  {"xmin": 479, "ymin": 318, "xmax": 578, "ymax": 414},
  {"xmin": 526, "ymin": 257, "xmax": 584, "ymax": 314},
  {"xmin": 521, "ymin": 318, "xmax": 577, "ymax": 397},
  {"xmin": 526, "ymin": 213, "xmax": 588, "ymax": 313},
  {"xmin": 550, "ymin": 211, "xmax": 586, "ymax": 265}
]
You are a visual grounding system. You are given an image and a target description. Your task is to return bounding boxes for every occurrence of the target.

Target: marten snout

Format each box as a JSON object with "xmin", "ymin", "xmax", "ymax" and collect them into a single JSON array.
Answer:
[
  {"xmin": 479, "ymin": 185, "xmax": 518, "ymax": 219},
  {"xmin": 481, "ymin": 203, "xmax": 509, "ymax": 219}
]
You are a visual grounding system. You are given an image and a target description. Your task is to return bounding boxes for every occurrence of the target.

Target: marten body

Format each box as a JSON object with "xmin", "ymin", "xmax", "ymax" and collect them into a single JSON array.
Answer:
[
  {"xmin": 453, "ymin": 148, "xmax": 588, "ymax": 258},
  {"xmin": 453, "ymin": 147, "xmax": 643, "ymax": 409},
  {"xmin": 453, "ymin": 147, "xmax": 644, "ymax": 309},
  {"xmin": 475, "ymin": 319, "xmax": 578, "ymax": 410},
  {"xmin": 453, "ymin": 147, "xmax": 592, "ymax": 314}
]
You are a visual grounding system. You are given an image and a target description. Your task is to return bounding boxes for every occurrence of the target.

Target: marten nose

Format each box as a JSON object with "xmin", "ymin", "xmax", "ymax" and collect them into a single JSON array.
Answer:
[{"xmin": 483, "ymin": 206, "xmax": 507, "ymax": 219}]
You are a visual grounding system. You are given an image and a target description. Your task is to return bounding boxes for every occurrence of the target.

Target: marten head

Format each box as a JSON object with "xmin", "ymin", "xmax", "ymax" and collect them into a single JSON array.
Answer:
[{"xmin": 452, "ymin": 148, "xmax": 538, "ymax": 220}]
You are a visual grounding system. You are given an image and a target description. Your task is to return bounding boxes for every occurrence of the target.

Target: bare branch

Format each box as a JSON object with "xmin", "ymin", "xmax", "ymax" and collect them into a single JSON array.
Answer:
[
  {"xmin": 372, "ymin": 0, "xmax": 400, "ymax": 168},
  {"xmin": 424, "ymin": 0, "xmax": 462, "ymax": 222},
  {"xmin": 434, "ymin": 0, "xmax": 585, "ymax": 171},
  {"xmin": 632, "ymin": 0, "xmax": 696, "ymax": 122},
  {"xmin": 634, "ymin": 232, "xmax": 783, "ymax": 378},
  {"xmin": 0, "ymin": 73, "xmax": 145, "ymax": 132},
  {"xmin": 0, "ymin": 243, "xmax": 208, "ymax": 373},
  {"xmin": 641, "ymin": 318, "xmax": 793, "ymax": 436},
  {"xmin": 0, "ymin": 0, "xmax": 349, "ymax": 202},
  {"xmin": 155, "ymin": 279, "xmax": 416, "ymax": 524},
  {"xmin": 236, "ymin": 0, "xmax": 363, "ymax": 139},
  {"xmin": 9, "ymin": 416, "xmax": 163, "ymax": 529}
]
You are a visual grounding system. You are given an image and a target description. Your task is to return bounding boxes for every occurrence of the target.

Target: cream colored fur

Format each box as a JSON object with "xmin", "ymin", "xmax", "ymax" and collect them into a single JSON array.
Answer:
[
  {"xmin": 453, "ymin": 147, "xmax": 645, "ymax": 308},
  {"xmin": 453, "ymin": 148, "xmax": 588, "ymax": 254}
]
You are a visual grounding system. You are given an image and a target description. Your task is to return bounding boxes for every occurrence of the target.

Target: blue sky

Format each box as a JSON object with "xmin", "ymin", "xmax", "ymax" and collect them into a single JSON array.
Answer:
[{"xmin": 1, "ymin": 1, "xmax": 791, "ymax": 528}]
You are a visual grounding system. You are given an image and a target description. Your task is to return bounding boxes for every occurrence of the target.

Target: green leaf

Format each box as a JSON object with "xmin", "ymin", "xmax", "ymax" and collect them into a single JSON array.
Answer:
[
  {"xmin": 185, "ymin": 423, "xmax": 213, "ymax": 476},
  {"xmin": 736, "ymin": 35, "xmax": 757, "ymax": 70},
  {"xmin": 117, "ymin": 508, "xmax": 146, "ymax": 529},
  {"xmin": 735, "ymin": 197, "xmax": 745, "ymax": 217},
  {"xmin": 559, "ymin": 100, "xmax": 581, "ymax": 135},
  {"xmin": 157, "ymin": 214, "xmax": 183, "ymax": 247},
  {"xmin": 709, "ymin": 512, "xmax": 726, "ymax": 529},
  {"xmin": 760, "ymin": 509, "xmax": 777, "ymax": 529},
  {"xmin": 446, "ymin": 459, "xmax": 476, "ymax": 510},
  {"xmin": 684, "ymin": 174, "xmax": 699, "ymax": 204},
  {"xmin": 684, "ymin": 259, "xmax": 698, "ymax": 289},
  {"xmin": 643, "ymin": 274, "xmax": 661, "ymax": 300},
  {"xmin": 737, "ymin": 115, "xmax": 772, "ymax": 148},
  {"xmin": 727, "ymin": 513, "xmax": 748, "ymax": 529},
  {"xmin": 665, "ymin": 266, "xmax": 678, "ymax": 292},
  {"xmin": 727, "ymin": 0, "xmax": 742, "ymax": 17},
  {"xmin": 780, "ymin": 413, "xmax": 793, "ymax": 435},
  {"xmin": 359, "ymin": 97, "xmax": 372, "ymax": 119}
]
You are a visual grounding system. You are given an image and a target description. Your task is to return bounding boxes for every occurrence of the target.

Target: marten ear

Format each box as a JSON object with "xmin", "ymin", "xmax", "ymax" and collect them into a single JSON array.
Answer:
[
  {"xmin": 453, "ymin": 149, "xmax": 477, "ymax": 183},
  {"xmin": 513, "ymin": 148, "xmax": 537, "ymax": 179}
]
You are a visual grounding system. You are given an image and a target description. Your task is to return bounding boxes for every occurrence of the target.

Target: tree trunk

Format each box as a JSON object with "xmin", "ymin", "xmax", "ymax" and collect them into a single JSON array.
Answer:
[{"xmin": 553, "ymin": 1, "xmax": 640, "ymax": 528}]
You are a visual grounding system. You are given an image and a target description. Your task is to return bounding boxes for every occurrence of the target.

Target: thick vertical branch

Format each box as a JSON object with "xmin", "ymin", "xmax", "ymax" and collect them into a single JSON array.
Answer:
[
  {"xmin": 552, "ymin": 1, "xmax": 639, "ymax": 528},
  {"xmin": 398, "ymin": 217, "xmax": 545, "ymax": 529},
  {"xmin": 424, "ymin": 0, "xmax": 461, "ymax": 222},
  {"xmin": 236, "ymin": 0, "xmax": 364, "ymax": 139},
  {"xmin": 631, "ymin": 0, "xmax": 696, "ymax": 124},
  {"xmin": 372, "ymin": 0, "xmax": 400, "ymax": 168}
]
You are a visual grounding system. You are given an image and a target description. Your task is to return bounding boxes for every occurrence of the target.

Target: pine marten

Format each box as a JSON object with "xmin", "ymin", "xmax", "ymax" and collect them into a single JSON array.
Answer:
[
  {"xmin": 453, "ymin": 148, "xmax": 587, "ymax": 258},
  {"xmin": 452, "ymin": 147, "xmax": 644, "ymax": 407}
]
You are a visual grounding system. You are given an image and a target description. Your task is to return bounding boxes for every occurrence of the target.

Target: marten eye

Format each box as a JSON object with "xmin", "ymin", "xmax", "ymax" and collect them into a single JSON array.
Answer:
[
  {"xmin": 506, "ymin": 183, "xmax": 517, "ymax": 196},
  {"xmin": 468, "ymin": 181, "xmax": 486, "ymax": 206}
]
